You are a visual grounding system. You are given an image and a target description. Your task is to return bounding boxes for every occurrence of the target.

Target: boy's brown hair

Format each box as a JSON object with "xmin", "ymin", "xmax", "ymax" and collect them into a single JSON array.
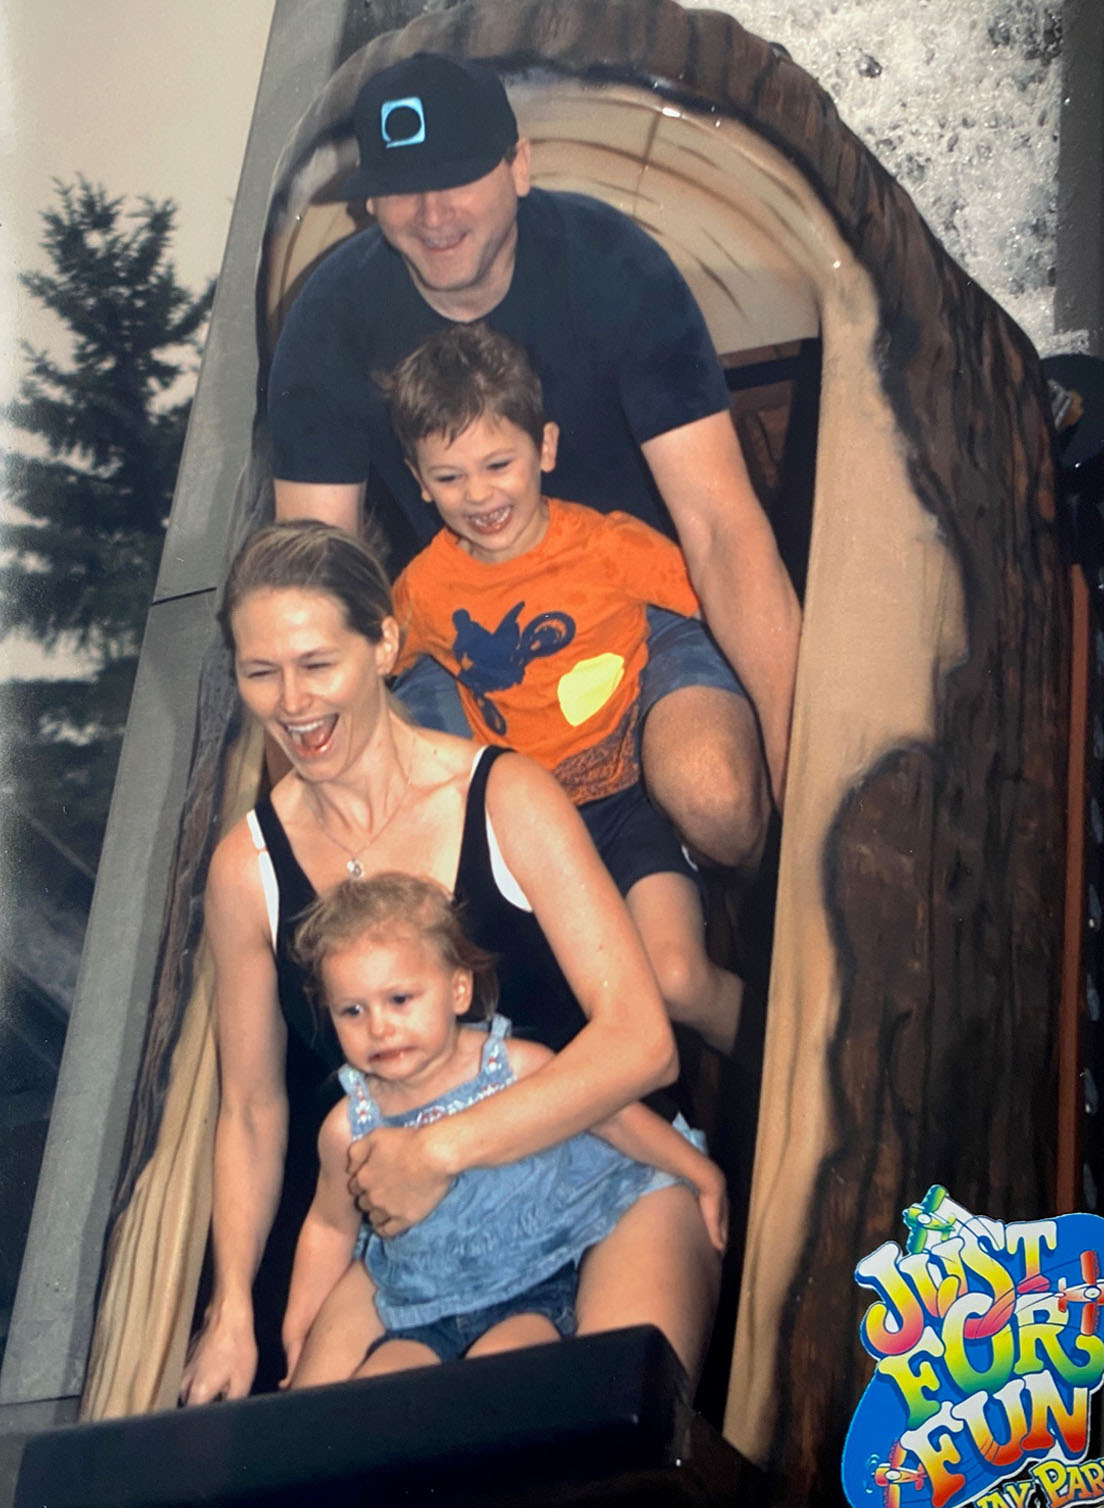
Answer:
[
  {"xmin": 293, "ymin": 871, "xmax": 499, "ymax": 1021},
  {"xmin": 380, "ymin": 323, "xmax": 546, "ymax": 462}
]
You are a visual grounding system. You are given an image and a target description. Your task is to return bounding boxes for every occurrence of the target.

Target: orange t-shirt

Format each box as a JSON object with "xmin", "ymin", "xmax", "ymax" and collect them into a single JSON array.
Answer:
[{"xmin": 392, "ymin": 498, "xmax": 700, "ymax": 804}]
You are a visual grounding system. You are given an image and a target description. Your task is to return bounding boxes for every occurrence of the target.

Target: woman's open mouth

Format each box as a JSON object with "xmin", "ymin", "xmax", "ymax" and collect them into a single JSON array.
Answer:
[{"xmin": 282, "ymin": 714, "xmax": 338, "ymax": 757}]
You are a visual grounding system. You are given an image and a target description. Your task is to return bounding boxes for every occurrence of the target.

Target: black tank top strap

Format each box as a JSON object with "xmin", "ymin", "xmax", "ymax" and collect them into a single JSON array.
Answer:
[
  {"xmin": 454, "ymin": 743, "xmax": 508, "ymax": 893},
  {"xmin": 253, "ymin": 793, "xmax": 315, "ymax": 925},
  {"xmin": 454, "ymin": 747, "xmax": 686, "ymax": 1122},
  {"xmin": 252, "ymin": 794, "xmax": 341, "ymax": 1074},
  {"xmin": 454, "ymin": 746, "xmax": 587, "ymax": 1052}
]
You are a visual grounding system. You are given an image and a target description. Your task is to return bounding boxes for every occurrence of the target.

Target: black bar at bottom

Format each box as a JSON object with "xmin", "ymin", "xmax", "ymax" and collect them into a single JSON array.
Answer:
[{"xmin": 15, "ymin": 1326, "xmax": 756, "ymax": 1508}]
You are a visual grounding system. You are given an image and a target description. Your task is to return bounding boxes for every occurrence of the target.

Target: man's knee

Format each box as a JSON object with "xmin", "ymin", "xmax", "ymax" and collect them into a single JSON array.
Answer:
[
  {"xmin": 392, "ymin": 654, "xmax": 472, "ymax": 736},
  {"xmin": 642, "ymin": 690, "xmax": 769, "ymax": 869},
  {"xmin": 674, "ymin": 759, "xmax": 767, "ymax": 868}
]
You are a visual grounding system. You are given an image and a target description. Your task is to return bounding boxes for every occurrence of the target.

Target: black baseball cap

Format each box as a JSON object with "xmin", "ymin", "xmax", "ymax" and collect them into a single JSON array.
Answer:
[{"xmin": 342, "ymin": 53, "xmax": 519, "ymax": 199}]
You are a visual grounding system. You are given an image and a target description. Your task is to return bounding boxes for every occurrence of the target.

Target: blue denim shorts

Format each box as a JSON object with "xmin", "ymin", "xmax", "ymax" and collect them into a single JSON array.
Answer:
[
  {"xmin": 638, "ymin": 607, "xmax": 746, "ymax": 717},
  {"xmin": 391, "ymin": 608, "xmax": 745, "ymax": 738},
  {"xmin": 392, "ymin": 654, "xmax": 471, "ymax": 737},
  {"xmin": 363, "ymin": 1261, "xmax": 578, "ymax": 1366}
]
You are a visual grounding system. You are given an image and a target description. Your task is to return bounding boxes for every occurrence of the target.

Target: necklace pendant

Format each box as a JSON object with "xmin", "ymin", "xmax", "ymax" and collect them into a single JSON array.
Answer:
[{"xmin": 347, "ymin": 858, "xmax": 364, "ymax": 879}]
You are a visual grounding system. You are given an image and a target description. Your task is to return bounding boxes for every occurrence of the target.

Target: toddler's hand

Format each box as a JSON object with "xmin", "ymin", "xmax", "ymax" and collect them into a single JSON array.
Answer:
[
  {"xmin": 279, "ymin": 1330, "xmax": 305, "ymax": 1390},
  {"xmin": 696, "ymin": 1161, "xmax": 729, "ymax": 1255}
]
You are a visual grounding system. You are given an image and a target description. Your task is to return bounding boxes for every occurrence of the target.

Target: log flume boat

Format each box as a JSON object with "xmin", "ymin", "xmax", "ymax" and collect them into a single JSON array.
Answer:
[{"xmin": 6, "ymin": 2, "xmax": 1075, "ymax": 1504}]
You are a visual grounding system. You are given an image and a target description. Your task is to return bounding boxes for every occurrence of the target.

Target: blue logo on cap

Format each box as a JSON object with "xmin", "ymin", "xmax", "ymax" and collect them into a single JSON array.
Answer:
[{"xmin": 380, "ymin": 96, "xmax": 427, "ymax": 149}]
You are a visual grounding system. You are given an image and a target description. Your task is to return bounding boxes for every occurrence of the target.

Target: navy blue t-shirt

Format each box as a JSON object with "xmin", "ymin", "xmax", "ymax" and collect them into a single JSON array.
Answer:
[{"xmin": 267, "ymin": 189, "xmax": 730, "ymax": 574}]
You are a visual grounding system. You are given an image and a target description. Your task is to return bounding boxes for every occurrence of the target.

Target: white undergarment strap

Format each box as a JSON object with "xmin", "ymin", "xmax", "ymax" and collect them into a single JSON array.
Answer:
[
  {"xmin": 473, "ymin": 747, "xmax": 533, "ymax": 913},
  {"xmin": 246, "ymin": 809, "xmax": 280, "ymax": 949}
]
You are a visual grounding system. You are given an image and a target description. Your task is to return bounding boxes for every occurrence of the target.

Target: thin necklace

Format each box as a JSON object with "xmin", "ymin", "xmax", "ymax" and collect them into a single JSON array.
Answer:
[{"xmin": 315, "ymin": 748, "xmax": 412, "ymax": 879}]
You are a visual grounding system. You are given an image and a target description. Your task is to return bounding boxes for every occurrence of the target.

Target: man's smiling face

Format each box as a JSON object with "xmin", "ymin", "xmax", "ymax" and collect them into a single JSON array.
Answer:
[{"xmin": 367, "ymin": 141, "xmax": 531, "ymax": 319}]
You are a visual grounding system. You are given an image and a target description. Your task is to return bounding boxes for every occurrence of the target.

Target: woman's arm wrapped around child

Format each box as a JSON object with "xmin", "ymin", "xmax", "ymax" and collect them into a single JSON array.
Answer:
[{"xmin": 506, "ymin": 1037, "xmax": 728, "ymax": 1254}]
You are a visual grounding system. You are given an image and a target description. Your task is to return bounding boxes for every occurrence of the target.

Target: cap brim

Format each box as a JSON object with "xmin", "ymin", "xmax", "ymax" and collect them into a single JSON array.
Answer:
[{"xmin": 340, "ymin": 147, "xmax": 511, "ymax": 201}]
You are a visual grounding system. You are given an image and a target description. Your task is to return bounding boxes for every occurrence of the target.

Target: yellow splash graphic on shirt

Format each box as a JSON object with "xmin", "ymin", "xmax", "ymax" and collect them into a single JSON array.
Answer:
[{"xmin": 557, "ymin": 654, "xmax": 625, "ymax": 727}]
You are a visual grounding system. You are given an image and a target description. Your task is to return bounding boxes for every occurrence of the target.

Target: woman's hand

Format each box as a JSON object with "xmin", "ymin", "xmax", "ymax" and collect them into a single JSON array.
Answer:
[
  {"xmin": 178, "ymin": 1304, "xmax": 257, "ymax": 1405},
  {"xmin": 347, "ymin": 1124, "xmax": 453, "ymax": 1236}
]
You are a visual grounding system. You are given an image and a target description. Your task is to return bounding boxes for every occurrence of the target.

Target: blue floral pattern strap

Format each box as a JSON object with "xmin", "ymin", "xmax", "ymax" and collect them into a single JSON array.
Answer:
[
  {"xmin": 338, "ymin": 1063, "xmax": 381, "ymax": 1138},
  {"xmin": 480, "ymin": 1012, "xmax": 512, "ymax": 1082},
  {"xmin": 338, "ymin": 1015, "xmax": 515, "ymax": 1138}
]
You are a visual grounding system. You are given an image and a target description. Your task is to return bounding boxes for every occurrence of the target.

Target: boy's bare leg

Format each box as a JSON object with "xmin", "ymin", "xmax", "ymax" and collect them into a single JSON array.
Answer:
[
  {"xmin": 288, "ymin": 1261, "xmax": 383, "ymax": 1389},
  {"xmin": 466, "ymin": 1313, "xmax": 560, "ymax": 1358},
  {"xmin": 575, "ymin": 1185, "xmax": 720, "ymax": 1386},
  {"xmin": 641, "ymin": 686, "xmax": 768, "ymax": 872},
  {"xmin": 626, "ymin": 871, "xmax": 743, "ymax": 1054}
]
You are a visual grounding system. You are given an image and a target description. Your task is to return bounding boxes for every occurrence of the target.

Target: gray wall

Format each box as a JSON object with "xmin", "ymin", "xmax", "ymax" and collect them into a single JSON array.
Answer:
[{"xmin": 0, "ymin": 0, "xmax": 352, "ymax": 1475}]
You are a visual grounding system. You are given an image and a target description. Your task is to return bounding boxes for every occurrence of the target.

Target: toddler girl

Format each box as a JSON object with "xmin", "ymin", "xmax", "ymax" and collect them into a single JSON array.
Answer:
[{"xmin": 282, "ymin": 872, "xmax": 726, "ymax": 1382}]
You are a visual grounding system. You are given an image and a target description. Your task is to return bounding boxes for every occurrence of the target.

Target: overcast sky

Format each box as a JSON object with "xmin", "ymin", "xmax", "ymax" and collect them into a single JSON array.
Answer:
[
  {"xmin": 0, "ymin": 0, "xmax": 275, "ymax": 675},
  {"xmin": 2, "ymin": 1, "xmax": 274, "ymax": 344}
]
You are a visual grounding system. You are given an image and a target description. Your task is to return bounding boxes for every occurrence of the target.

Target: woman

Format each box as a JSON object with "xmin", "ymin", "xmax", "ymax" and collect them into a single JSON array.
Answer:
[{"xmin": 178, "ymin": 520, "xmax": 720, "ymax": 1404}]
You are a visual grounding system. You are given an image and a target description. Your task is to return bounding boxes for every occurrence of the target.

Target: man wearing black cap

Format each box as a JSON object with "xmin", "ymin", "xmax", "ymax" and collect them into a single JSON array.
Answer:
[{"xmin": 268, "ymin": 53, "xmax": 800, "ymax": 862}]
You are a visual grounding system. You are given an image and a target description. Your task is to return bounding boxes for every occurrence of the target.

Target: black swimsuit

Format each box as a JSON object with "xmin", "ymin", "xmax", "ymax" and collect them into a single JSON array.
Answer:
[
  {"xmin": 245, "ymin": 746, "xmax": 686, "ymax": 1387},
  {"xmin": 246, "ymin": 747, "xmax": 587, "ymax": 1388},
  {"xmin": 253, "ymin": 745, "xmax": 587, "ymax": 1063}
]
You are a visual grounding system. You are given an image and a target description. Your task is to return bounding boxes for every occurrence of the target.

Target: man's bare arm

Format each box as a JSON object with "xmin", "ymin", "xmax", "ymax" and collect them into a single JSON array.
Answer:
[
  {"xmin": 642, "ymin": 410, "xmax": 801, "ymax": 806},
  {"xmin": 273, "ymin": 479, "xmax": 365, "ymax": 533}
]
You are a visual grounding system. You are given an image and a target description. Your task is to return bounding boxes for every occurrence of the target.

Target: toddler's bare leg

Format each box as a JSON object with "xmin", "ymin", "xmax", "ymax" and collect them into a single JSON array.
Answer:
[
  {"xmin": 355, "ymin": 1338, "xmax": 440, "ymax": 1378},
  {"xmin": 465, "ymin": 1313, "xmax": 560, "ymax": 1359},
  {"xmin": 289, "ymin": 1261, "xmax": 383, "ymax": 1389}
]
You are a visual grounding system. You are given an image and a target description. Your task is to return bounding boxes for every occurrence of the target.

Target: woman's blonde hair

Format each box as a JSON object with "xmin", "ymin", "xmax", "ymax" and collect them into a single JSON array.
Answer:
[
  {"xmin": 220, "ymin": 518, "xmax": 392, "ymax": 650},
  {"xmin": 294, "ymin": 871, "xmax": 499, "ymax": 1020}
]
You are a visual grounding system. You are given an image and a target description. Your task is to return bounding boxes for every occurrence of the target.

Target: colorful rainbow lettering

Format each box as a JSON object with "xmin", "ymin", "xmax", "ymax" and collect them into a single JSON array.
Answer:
[{"xmin": 841, "ymin": 1190, "xmax": 1104, "ymax": 1508}]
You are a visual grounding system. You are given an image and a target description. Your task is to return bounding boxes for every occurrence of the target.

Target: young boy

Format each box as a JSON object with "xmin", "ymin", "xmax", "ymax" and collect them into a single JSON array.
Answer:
[{"xmin": 385, "ymin": 325, "xmax": 743, "ymax": 1054}]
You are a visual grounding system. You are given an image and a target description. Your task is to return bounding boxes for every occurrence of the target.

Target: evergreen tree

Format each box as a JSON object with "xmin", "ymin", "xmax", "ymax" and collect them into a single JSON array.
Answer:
[{"xmin": 1, "ymin": 178, "xmax": 214, "ymax": 869}]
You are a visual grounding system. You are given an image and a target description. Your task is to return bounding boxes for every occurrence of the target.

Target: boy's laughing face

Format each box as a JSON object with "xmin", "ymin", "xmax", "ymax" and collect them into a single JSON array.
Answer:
[{"xmin": 412, "ymin": 412, "xmax": 559, "ymax": 564}]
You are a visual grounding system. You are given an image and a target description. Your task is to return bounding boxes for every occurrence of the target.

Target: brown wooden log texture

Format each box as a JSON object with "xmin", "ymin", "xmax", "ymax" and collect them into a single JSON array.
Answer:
[
  {"xmin": 86, "ymin": 4, "xmax": 1064, "ymax": 1501},
  {"xmin": 83, "ymin": 461, "xmax": 274, "ymax": 1417}
]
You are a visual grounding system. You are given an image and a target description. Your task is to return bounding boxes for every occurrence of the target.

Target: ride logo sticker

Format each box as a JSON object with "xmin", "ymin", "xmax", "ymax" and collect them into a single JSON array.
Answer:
[{"xmin": 841, "ymin": 1187, "xmax": 1104, "ymax": 1508}]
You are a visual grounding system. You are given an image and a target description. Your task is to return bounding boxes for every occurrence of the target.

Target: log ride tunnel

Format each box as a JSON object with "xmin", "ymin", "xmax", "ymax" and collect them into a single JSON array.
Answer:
[{"xmin": 4, "ymin": 1, "xmax": 1091, "ymax": 1504}]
